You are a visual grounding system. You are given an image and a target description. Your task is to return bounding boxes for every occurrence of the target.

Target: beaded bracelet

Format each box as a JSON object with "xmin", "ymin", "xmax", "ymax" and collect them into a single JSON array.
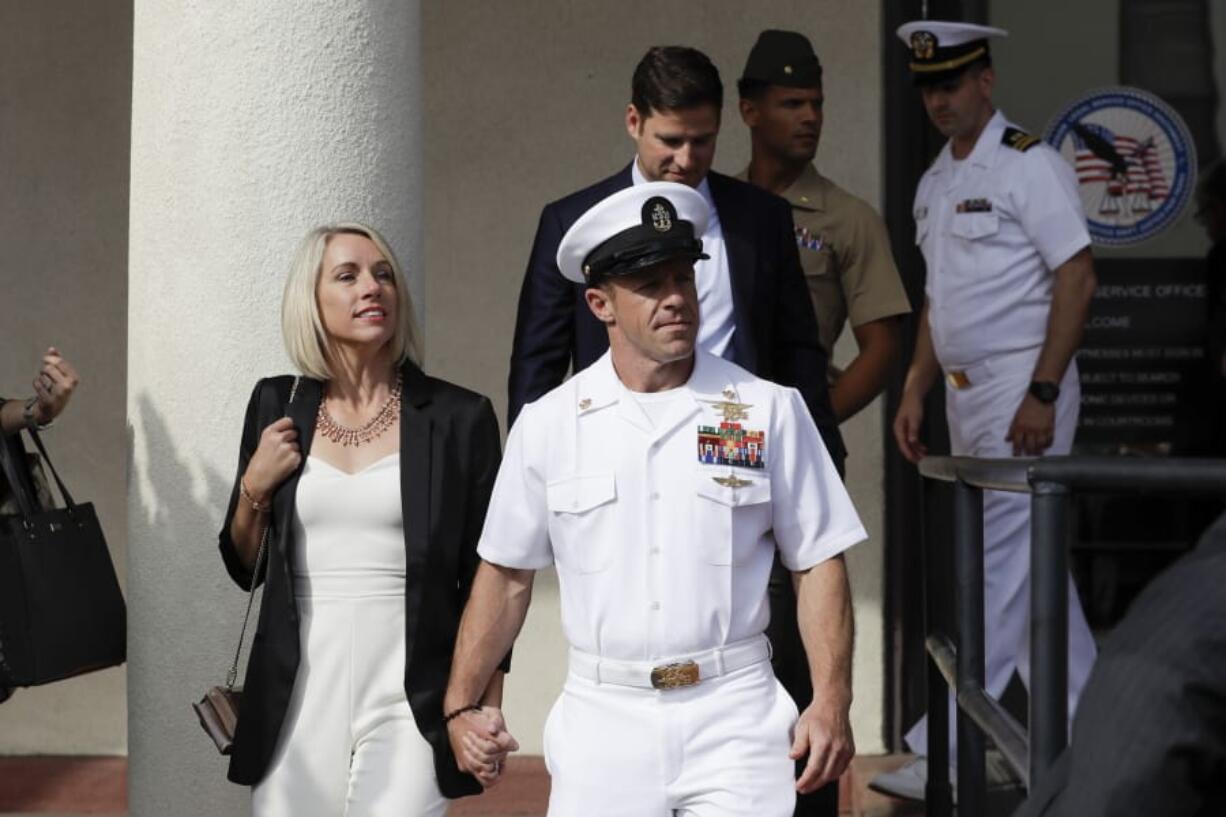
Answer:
[
  {"xmin": 443, "ymin": 704, "xmax": 482, "ymax": 724},
  {"xmin": 239, "ymin": 476, "xmax": 270, "ymax": 514}
]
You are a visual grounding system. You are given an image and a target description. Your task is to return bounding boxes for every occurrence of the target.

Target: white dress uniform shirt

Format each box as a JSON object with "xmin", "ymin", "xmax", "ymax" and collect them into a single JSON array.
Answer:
[
  {"xmin": 477, "ymin": 349, "xmax": 865, "ymax": 662},
  {"xmin": 914, "ymin": 110, "xmax": 1091, "ymax": 369},
  {"xmin": 632, "ymin": 160, "xmax": 736, "ymax": 359},
  {"xmin": 903, "ymin": 111, "xmax": 1099, "ymax": 762}
]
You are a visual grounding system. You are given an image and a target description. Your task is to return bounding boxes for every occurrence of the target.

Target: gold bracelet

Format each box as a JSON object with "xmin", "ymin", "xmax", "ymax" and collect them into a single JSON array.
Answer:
[{"xmin": 239, "ymin": 476, "xmax": 270, "ymax": 514}]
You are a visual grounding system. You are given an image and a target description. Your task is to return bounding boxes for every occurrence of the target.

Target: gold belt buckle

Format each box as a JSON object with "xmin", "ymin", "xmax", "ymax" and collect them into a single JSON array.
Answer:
[
  {"xmin": 650, "ymin": 660, "xmax": 701, "ymax": 689},
  {"xmin": 946, "ymin": 370, "xmax": 971, "ymax": 390}
]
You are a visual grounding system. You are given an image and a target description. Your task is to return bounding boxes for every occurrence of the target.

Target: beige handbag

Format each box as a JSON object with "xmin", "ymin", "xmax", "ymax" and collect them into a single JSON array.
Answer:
[
  {"xmin": 192, "ymin": 523, "xmax": 269, "ymax": 755},
  {"xmin": 193, "ymin": 376, "xmax": 298, "ymax": 755}
]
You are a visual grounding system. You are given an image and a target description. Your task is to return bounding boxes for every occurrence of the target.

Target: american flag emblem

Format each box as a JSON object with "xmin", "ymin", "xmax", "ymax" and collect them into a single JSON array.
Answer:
[{"xmin": 1071, "ymin": 121, "xmax": 1168, "ymax": 216}]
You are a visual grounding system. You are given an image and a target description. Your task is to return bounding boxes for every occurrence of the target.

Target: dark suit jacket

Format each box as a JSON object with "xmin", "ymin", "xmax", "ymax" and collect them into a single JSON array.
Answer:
[
  {"xmin": 507, "ymin": 165, "xmax": 846, "ymax": 466},
  {"xmin": 217, "ymin": 361, "xmax": 501, "ymax": 798},
  {"xmin": 1013, "ymin": 511, "xmax": 1226, "ymax": 817}
]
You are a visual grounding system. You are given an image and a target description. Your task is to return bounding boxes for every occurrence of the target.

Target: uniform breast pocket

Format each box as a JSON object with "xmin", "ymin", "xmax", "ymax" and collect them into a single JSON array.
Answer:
[
  {"xmin": 802, "ymin": 246, "xmax": 834, "ymax": 279},
  {"xmin": 546, "ymin": 473, "xmax": 617, "ymax": 574},
  {"xmin": 949, "ymin": 212, "xmax": 999, "ymax": 241},
  {"xmin": 693, "ymin": 472, "xmax": 772, "ymax": 565}
]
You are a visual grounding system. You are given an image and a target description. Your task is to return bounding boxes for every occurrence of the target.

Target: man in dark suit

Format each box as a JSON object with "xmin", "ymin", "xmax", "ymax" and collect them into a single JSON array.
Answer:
[
  {"xmin": 507, "ymin": 45, "xmax": 846, "ymax": 817},
  {"xmin": 1013, "ymin": 510, "xmax": 1226, "ymax": 817},
  {"xmin": 508, "ymin": 45, "xmax": 843, "ymax": 467}
]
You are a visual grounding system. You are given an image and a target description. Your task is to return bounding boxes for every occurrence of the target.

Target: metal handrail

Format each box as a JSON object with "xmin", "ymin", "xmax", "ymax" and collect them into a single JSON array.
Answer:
[
  {"xmin": 916, "ymin": 454, "xmax": 1226, "ymax": 817},
  {"xmin": 926, "ymin": 634, "xmax": 1029, "ymax": 785}
]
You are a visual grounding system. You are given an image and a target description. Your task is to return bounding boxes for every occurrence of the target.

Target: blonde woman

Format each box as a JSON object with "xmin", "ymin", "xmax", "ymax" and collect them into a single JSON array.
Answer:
[{"xmin": 218, "ymin": 223, "xmax": 512, "ymax": 816}]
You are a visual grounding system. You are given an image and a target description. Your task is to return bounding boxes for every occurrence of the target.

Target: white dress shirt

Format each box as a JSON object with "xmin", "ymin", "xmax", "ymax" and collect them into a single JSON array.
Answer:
[{"xmin": 914, "ymin": 110, "xmax": 1091, "ymax": 369}]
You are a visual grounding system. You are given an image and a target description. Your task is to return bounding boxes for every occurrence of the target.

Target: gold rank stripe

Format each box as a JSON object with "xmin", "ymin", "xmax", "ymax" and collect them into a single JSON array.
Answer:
[
  {"xmin": 1009, "ymin": 133, "xmax": 1041, "ymax": 151},
  {"xmin": 909, "ymin": 46, "xmax": 987, "ymax": 73}
]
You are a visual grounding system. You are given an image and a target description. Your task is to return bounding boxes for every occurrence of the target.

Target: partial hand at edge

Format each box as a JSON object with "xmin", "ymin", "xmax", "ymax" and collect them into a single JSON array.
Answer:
[{"xmin": 892, "ymin": 390, "xmax": 928, "ymax": 464}]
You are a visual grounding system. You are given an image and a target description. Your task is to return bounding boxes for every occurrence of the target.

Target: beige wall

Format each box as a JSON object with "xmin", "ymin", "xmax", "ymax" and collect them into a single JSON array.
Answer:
[
  {"xmin": 422, "ymin": 1, "xmax": 889, "ymax": 753},
  {"xmin": 0, "ymin": 1, "xmax": 131, "ymax": 755}
]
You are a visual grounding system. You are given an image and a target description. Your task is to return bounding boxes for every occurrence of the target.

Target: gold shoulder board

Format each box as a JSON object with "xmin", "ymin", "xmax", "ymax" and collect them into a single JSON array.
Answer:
[{"xmin": 1002, "ymin": 127, "xmax": 1040, "ymax": 152}]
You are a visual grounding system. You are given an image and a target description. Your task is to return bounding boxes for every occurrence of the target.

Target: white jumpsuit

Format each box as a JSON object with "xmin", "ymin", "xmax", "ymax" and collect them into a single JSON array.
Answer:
[
  {"xmin": 252, "ymin": 453, "xmax": 448, "ymax": 817},
  {"xmin": 905, "ymin": 110, "xmax": 1098, "ymax": 757}
]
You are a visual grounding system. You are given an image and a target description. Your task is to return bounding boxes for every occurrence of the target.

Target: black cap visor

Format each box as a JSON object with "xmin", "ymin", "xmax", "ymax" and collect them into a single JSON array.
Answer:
[{"xmin": 583, "ymin": 225, "xmax": 708, "ymax": 286}]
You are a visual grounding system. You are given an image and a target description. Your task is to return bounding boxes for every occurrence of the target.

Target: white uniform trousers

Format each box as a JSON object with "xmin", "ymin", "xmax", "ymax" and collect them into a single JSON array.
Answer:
[
  {"xmin": 544, "ymin": 656, "xmax": 798, "ymax": 817},
  {"xmin": 252, "ymin": 576, "xmax": 447, "ymax": 817},
  {"xmin": 907, "ymin": 349, "xmax": 1097, "ymax": 759}
]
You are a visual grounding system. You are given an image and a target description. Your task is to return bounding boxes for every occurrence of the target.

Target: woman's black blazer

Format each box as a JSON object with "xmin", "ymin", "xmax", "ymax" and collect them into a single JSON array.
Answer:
[{"xmin": 218, "ymin": 360, "xmax": 502, "ymax": 798}]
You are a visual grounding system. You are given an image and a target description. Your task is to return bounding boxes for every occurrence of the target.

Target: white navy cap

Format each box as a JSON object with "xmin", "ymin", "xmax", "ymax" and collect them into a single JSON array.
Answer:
[
  {"xmin": 556, "ymin": 181, "xmax": 710, "ymax": 285},
  {"xmin": 895, "ymin": 20, "xmax": 1007, "ymax": 84}
]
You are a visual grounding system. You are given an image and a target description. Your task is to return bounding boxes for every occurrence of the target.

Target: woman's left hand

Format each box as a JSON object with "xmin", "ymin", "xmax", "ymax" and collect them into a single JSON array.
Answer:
[{"xmin": 31, "ymin": 347, "xmax": 79, "ymax": 425}]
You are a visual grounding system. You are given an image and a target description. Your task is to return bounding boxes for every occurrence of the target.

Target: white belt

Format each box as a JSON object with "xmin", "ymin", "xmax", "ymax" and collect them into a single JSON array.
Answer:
[
  {"xmin": 568, "ymin": 635, "xmax": 772, "ymax": 690},
  {"xmin": 945, "ymin": 347, "xmax": 1041, "ymax": 390}
]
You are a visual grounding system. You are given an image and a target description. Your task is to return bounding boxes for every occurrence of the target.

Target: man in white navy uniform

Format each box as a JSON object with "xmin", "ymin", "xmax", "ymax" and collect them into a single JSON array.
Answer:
[
  {"xmin": 873, "ymin": 21, "xmax": 1100, "ymax": 801},
  {"xmin": 443, "ymin": 181, "xmax": 867, "ymax": 817}
]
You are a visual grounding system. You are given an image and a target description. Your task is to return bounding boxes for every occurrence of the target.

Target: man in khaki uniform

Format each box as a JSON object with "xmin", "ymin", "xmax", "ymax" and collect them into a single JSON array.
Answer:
[
  {"xmin": 736, "ymin": 29, "xmax": 912, "ymax": 817},
  {"xmin": 738, "ymin": 29, "xmax": 911, "ymax": 423}
]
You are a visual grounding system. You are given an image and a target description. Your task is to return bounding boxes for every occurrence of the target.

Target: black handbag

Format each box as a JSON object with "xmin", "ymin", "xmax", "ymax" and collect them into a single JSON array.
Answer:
[{"xmin": 0, "ymin": 427, "xmax": 126, "ymax": 688}]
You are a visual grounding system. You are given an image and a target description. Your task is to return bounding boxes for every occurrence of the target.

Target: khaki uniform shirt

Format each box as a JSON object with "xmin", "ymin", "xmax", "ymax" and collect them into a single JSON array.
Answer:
[{"xmin": 739, "ymin": 165, "xmax": 911, "ymax": 360}]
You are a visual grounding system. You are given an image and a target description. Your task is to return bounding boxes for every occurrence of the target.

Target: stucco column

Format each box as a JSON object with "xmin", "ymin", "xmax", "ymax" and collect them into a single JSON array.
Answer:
[{"xmin": 127, "ymin": 3, "xmax": 421, "ymax": 814}]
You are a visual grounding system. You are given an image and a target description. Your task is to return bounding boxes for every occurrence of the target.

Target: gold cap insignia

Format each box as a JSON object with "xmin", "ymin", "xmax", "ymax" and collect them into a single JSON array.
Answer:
[
  {"xmin": 783, "ymin": 65, "xmax": 793, "ymax": 75},
  {"xmin": 650, "ymin": 201, "xmax": 672, "ymax": 233},
  {"xmin": 910, "ymin": 30, "xmax": 936, "ymax": 60}
]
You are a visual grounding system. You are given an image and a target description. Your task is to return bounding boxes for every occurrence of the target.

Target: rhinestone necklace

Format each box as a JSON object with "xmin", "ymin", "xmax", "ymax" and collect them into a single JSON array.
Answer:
[{"xmin": 316, "ymin": 372, "xmax": 403, "ymax": 447}]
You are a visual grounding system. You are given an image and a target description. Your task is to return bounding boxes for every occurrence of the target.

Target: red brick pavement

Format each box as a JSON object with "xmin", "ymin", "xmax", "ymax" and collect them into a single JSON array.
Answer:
[{"xmin": 0, "ymin": 754, "xmax": 924, "ymax": 816}]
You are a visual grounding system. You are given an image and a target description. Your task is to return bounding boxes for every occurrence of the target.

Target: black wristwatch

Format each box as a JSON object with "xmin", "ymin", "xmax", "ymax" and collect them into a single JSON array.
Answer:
[{"xmin": 1028, "ymin": 380, "xmax": 1060, "ymax": 405}]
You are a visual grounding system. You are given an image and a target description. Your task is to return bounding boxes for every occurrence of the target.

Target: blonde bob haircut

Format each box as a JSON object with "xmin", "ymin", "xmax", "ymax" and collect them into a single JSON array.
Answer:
[{"xmin": 282, "ymin": 222, "xmax": 423, "ymax": 380}]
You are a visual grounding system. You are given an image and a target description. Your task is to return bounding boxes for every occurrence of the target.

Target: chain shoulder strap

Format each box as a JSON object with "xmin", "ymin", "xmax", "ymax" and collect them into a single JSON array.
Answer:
[{"xmin": 225, "ymin": 375, "xmax": 300, "ymax": 690}]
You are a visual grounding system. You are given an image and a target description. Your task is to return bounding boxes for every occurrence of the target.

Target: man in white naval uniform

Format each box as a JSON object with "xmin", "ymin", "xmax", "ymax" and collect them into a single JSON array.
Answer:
[
  {"xmin": 873, "ymin": 21, "xmax": 1100, "ymax": 802},
  {"xmin": 443, "ymin": 181, "xmax": 866, "ymax": 817}
]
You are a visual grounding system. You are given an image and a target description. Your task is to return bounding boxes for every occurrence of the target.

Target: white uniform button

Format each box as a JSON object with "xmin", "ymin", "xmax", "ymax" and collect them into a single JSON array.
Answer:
[
  {"xmin": 650, "ymin": 491, "xmax": 661, "ymax": 500},
  {"xmin": 650, "ymin": 546, "xmax": 661, "ymax": 555},
  {"xmin": 649, "ymin": 601, "xmax": 660, "ymax": 611}
]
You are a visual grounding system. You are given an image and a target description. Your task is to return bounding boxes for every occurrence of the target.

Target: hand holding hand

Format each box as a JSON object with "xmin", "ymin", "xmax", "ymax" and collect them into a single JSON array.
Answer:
[
  {"xmin": 790, "ymin": 698, "xmax": 855, "ymax": 794},
  {"xmin": 448, "ymin": 706, "xmax": 519, "ymax": 788},
  {"xmin": 1005, "ymin": 394, "xmax": 1055, "ymax": 456},
  {"xmin": 30, "ymin": 347, "xmax": 79, "ymax": 425},
  {"xmin": 242, "ymin": 417, "xmax": 301, "ymax": 502}
]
